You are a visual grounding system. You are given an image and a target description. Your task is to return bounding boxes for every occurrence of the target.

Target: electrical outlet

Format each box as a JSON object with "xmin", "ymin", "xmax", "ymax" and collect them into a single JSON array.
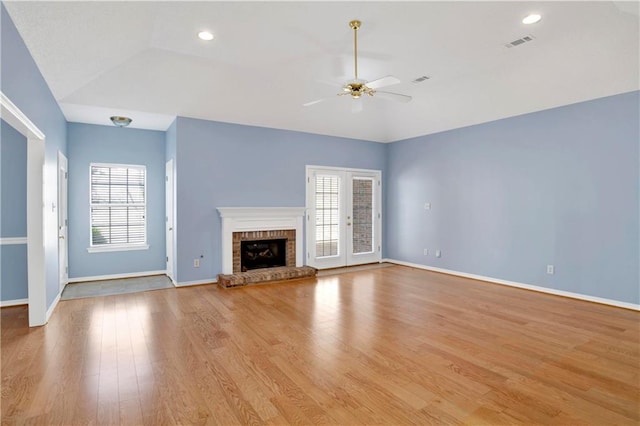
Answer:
[
  {"xmin": 194, "ymin": 259, "xmax": 200, "ymax": 268},
  {"xmin": 423, "ymin": 248, "xmax": 428, "ymax": 256},
  {"xmin": 424, "ymin": 202, "xmax": 431, "ymax": 210},
  {"xmin": 435, "ymin": 250, "xmax": 441, "ymax": 258},
  {"xmin": 546, "ymin": 264, "xmax": 554, "ymax": 275}
]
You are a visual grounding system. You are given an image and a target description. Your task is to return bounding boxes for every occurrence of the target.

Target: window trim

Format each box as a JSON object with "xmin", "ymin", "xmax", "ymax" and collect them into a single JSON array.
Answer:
[{"xmin": 88, "ymin": 162, "xmax": 148, "ymax": 253}]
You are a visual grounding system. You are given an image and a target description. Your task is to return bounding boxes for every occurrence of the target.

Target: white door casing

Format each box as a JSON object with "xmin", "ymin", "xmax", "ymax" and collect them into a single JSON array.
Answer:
[
  {"xmin": 58, "ymin": 152, "xmax": 68, "ymax": 290},
  {"xmin": 1, "ymin": 92, "xmax": 47, "ymax": 327},
  {"xmin": 165, "ymin": 159, "xmax": 175, "ymax": 282}
]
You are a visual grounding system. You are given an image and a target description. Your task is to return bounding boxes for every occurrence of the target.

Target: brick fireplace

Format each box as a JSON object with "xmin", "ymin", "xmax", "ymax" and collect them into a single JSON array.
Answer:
[
  {"xmin": 217, "ymin": 207, "xmax": 305, "ymax": 275},
  {"xmin": 233, "ymin": 229, "xmax": 295, "ymax": 272}
]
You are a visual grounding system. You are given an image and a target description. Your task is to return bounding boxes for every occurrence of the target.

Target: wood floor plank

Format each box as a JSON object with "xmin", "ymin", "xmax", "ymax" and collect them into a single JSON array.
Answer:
[{"xmin": 2, "ymin": 265, "xmax": 639, "ymax": 424}]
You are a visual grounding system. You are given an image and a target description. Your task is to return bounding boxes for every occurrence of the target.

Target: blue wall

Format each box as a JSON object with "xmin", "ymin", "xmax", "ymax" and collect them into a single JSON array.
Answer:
[
  {"xmin": 1, "ymin": 120, "xmax": 27, "ymax": 237},
  {"xmin": 173, "ymin": 117, "xmax": 387, "ymax": 283},
  {"xmin": 67, "ymin": 123, "xmax": 166, "ymax": 278},
  {"xmin": 166, "ymin": 119, "xmax": 177, "ymax": 161},
  {"xmin": 1, "ymin": 4, "xmax": 67, "ymax": 306},
  {"xmin": 386, "ymin": 91, "xmax": 640, "ymax": 305},
  {"xmin": 0, "ymin": 120, "xmax": 28, "ymax": 301}
]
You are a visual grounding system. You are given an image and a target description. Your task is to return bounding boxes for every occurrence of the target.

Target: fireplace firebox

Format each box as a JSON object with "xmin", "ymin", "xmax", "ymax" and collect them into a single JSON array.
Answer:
[
  {"xmin": 231, "ymin": 229, "xmax": 296, "ymax": 274},
  {"xmin": 240, "ymin": 239, "xmax": 286, "ymax": 272}
]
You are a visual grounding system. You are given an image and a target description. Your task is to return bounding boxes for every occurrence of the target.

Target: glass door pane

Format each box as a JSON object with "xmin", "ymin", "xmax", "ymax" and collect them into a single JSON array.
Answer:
[
  {"xmin": 352, "ymin": 177, "xmax": 374, "ymax": 254},
  {"xmin": 315, "ymin": 175, "xmax": 340, "ymax": 258}
]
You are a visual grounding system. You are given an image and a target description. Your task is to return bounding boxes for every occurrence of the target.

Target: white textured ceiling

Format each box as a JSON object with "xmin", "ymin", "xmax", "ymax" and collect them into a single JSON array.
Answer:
[{"xmin": 4, "ymin": 1, "xmax": 639, "ymax": 142}]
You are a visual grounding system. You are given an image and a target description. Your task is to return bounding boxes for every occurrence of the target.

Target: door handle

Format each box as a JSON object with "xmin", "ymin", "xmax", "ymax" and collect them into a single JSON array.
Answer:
[
  {"xmin": 59, "ymin": 235, "xmax": 65, "ymax": 239},
  {"xmin": 169, "ymin": 227, "xmax": 173, "ymax": 231}
]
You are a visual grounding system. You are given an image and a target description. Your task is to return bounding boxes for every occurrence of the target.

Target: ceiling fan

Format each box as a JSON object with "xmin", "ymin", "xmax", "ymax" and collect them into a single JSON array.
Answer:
[{"xmin": 304, "ymin": 20, "xmax": 412, "ymax": 112}]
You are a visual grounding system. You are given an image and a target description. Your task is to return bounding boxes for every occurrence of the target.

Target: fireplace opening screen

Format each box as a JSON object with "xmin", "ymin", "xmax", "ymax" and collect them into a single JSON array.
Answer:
[{"xmin": 240, "ymin": 239, "xmax": 287, "ymax": 272}]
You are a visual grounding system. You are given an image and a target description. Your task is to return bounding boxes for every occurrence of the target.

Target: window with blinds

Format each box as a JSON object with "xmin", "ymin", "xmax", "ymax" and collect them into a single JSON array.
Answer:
[
  {"xmin": 315, "ymin": 175, "xmax": 340, "ymax": 257},
  {"xmin": 90, "ymin": 164, "xmax": 146, "ymax": 248}
]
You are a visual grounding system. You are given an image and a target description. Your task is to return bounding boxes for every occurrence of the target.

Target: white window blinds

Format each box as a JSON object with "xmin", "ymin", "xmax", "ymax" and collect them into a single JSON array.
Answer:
[{"xmin": 90, "ymin": 164, "xmax": 146, "ymax": 247}]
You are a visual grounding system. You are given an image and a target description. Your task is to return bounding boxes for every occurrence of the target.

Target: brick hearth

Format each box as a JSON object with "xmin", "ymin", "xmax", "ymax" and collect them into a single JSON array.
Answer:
[{"xmin": 218, "ymin": 266, "xmax": 317, "ymax": 288}]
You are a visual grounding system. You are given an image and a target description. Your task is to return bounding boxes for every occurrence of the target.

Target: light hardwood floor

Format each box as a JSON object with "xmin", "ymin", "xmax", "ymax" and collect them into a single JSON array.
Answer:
[{"xmin": 2, "ymin": 265, "xmax": 639, "ymax": 425}]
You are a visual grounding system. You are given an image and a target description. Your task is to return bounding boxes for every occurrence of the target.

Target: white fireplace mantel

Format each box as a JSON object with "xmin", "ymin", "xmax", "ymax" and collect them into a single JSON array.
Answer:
[{"xmin": 217, "ymin": 207, "xmax": 305, "ymax": 274}]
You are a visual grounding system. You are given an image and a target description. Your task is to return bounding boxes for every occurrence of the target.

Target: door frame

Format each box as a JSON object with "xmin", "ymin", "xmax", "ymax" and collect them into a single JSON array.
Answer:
[
  {"xmin": 165, "ymin": 159, "xmax": 175, "ymax": 283},
  {"xmin": 1, "ymin": 92, "xmax": 47, "ymax": 327},
  {"xmin": 58, "ymin": 151, "xmax": 68, "ymax": 291},
  {"xmin": 305, "ymin": 165, "xmax": 382, "ymax": 269}
]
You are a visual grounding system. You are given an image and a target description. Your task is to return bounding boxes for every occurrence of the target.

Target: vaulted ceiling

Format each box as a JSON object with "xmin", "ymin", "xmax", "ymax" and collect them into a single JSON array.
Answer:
[{"xmin": 4, "ymin": 1, "xmax": 639, "ymax": 142}]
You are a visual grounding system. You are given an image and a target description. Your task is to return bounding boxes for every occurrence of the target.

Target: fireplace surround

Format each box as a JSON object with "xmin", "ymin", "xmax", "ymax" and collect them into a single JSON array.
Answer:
[{"xmin": 217, "ymin": 207, "xmax": 305, "ymax": 275}]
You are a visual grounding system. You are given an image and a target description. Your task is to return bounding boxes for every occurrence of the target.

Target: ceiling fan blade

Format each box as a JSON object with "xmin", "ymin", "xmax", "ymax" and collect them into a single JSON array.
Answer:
[
  {"xmin": 375, "ymin": 90, "xmax": 412, "ymax": 103},
  {"xmin": 303, "ymin": 98, "xmax": 328, "ymax": 107},
  {"xmin": 366, "ymin": 75, "xmax": 401, "ymax": 90},
  {"xmin": 351, "ymin": 98, "xmax": 363, "ymax": 114}
]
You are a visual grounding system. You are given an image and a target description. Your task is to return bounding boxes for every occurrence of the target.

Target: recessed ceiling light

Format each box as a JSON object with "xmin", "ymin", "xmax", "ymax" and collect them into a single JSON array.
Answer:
[
  {"xmin": 198, "ymin": 31, "xmax": 214, "ymax": 41},
  {"xmin": 522, "ymin": 14, "xmax": 542, "ymax": 24}
]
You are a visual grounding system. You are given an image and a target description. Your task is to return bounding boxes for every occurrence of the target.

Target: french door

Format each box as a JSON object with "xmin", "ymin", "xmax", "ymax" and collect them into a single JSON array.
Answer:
[{"xmin": 306, "ymin": 166, "xmax": 381, "ymax": 269}]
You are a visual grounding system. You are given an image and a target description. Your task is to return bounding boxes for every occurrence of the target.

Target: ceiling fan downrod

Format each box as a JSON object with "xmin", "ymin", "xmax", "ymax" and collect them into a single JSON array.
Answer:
[{"xmin": 349, "ymin": 20, "xmax": 361, "ymax": 81}]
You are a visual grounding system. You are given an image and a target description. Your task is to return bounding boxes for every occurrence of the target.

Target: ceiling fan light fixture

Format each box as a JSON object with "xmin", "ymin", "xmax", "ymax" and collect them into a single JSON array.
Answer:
[{"xmin": 110, "ymin": 116, "xmax": 132, "ymax": 127}]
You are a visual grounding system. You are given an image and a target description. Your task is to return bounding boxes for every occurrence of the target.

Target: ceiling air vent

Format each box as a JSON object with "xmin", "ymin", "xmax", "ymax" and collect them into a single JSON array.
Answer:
[
  {"xmin": 412, "ymin": 75, "xmax": 431, "ymax": 83},
  {"xmin": 505, "ymin": 35, "xmax": 535, "ymax": 48}
]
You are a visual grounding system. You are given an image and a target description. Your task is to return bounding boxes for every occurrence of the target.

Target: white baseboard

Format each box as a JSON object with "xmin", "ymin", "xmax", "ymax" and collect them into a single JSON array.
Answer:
[
  {"xmin": 175, "ymin": 278, "xmax": 217, "ymax": 287},
  {"xmin": 68, "ymin": 270, "xmax": 167, "ymax": 283},
  {"xmin": 382, "ymin": 259, "xmax": 640, "ymax": 312},
  {"xmin": 0, "ymin": 298, "xmax": 28, "ymax": 307},
  {"xmin": 46, "ymin": 292, "xmax": 61, "ymax": 322}
]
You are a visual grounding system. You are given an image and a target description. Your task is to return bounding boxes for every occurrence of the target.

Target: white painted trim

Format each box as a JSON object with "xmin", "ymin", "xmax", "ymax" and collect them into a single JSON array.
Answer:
[
  {"xmin": 217, "ymin": 207, "xmax": 305, "ymax": 274},
  {"xmin": 87, "ymin": 244, "xmax": 149, "ymax": 253},
  {"xmin": 45, "ymin": 292, "xmax": 61, "ymax": 322},
  {"xmin": 0, "ymin": 237, "xmax": 28, "ymax": 245},
  {"xmin": 174, "ymin": 278, "xmax": 218, "ymax": 287},
  {"xmin": 165, "ymin": 159, "xmax": 175, "ymax": 282},
  {"xmin": 58, "ymin": 151, "xmax": 69, "ymax": 291},
  {"xmin": 27, "ymin": 136, "xmax": 46, "ymax": 327},
  {"xmin": 0, "ymin": 92, "xmax": 45, "ymax": 140},
  {"xmin": 2, "ymin": 91, "xmax": 48, "ymax": 327},
  {"xmin": 217, "ymin": 207, "xmax": 306, "ymax": 218},
  {"xmin": 0, "ymin": 298, "xmax": 28, "ymax": 307},
  {"xmin": 383, "ymin": 259, "xmax": 640, "ymax": 312},
  {"xmin": 68, "ymin": 270, "xmax": 166, "ymax": 283},
  {"xmin": 306, "ymin": 164, "xmax": 382, "ymax": 174}
]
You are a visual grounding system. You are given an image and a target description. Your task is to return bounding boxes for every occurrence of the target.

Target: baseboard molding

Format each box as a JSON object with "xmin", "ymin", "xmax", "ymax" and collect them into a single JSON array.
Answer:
[
  {"xmin": 175, "ymin": 278, "xmax": 218, "ymax": 287},
  {"xmin": 382, "ymin": 259, "xmax": 640, "ymax": 311},
  {"xmin": 68, "ymin": 270, "xmax": 167, "ymax": 283},
  {"xmin": 0, "ymin": 298, "xmax": 28, "ymax": 307},
  {"xmin": 46, "ymin": 292, "xmax": 61, "ymax": 322}
]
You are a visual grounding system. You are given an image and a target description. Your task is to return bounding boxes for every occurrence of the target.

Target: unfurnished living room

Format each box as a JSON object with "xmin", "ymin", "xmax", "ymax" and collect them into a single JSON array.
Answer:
[{"xmin": 1, "ymin": 1, "xmax": 639, "ymax": 424}]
